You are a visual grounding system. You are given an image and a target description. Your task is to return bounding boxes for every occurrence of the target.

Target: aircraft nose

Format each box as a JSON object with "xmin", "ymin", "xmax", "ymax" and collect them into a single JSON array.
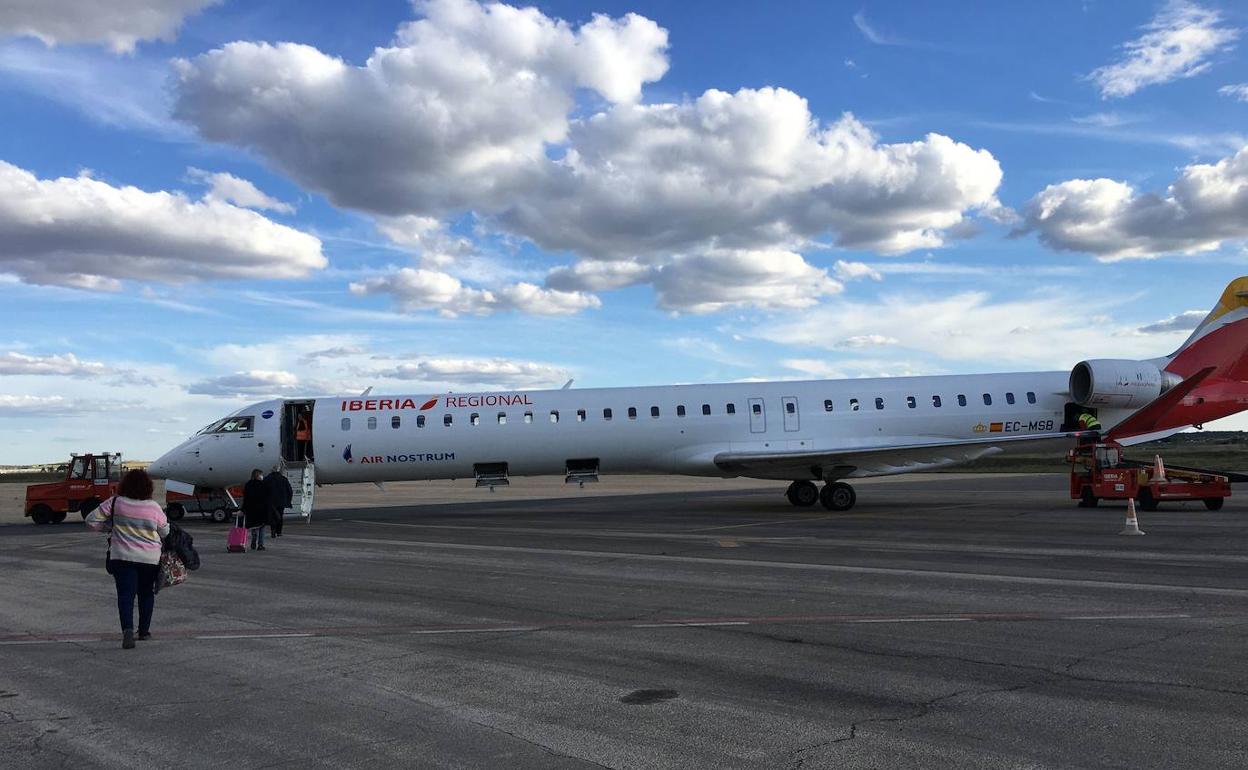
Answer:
[{"xmin": 148, "ymin": 447, "xmax": 180, "ymax": 479}]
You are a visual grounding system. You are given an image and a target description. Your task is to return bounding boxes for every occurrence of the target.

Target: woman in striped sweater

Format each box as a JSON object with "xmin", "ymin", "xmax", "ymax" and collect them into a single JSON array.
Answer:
[{"xmin": 87, "ymin": 469, "xmax": 170, "ymax": 649}]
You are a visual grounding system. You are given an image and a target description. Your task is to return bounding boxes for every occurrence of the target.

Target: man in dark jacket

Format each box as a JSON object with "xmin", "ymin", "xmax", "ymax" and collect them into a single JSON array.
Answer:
[
  {"xmin": 242, "ymin": 469, "xmax": 271, "ymax": 551},
  {"xmin": 264, "ymin": 467, "xmax": 293, "ymax": 538}
]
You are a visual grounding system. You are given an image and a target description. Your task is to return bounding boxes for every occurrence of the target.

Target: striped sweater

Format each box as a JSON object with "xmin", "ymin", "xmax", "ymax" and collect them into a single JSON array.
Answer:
[{"xmin": 87, "ymin": 497, "xmax": 170, "ymax": 565}]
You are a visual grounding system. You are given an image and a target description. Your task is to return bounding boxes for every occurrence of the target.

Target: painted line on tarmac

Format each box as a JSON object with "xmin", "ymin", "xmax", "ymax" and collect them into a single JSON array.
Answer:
[
  {"xmin": 296, "ymin": 533, "xmax": 1248, "ymax": 598},
  {"xmin": 0, "ymin": 611, "xmax": 1218, "ymax": 646}
]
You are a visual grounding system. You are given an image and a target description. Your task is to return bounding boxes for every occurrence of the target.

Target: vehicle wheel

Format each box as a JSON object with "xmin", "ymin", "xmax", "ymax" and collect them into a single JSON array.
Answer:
[
  {"xmin": 785, "ymin": 480, "xmax": 820, "ymax": 507},
  {"xmin": 49, "ymin": 512, "xmax": 67, "ymax": 524},
  {"xmin": 1077, "ymin": 487, "xmax": 1098, "ymax": 508},
  {"xmin": 211, "ymin": 508, "xmax": 229, "ymax": 523},
  {"xmin": 79, "ymin": 498, "xmax": 100, "ymax": 519},
  {"xmin": 29, "ymin": 504, "xmax": 52, "ymax": 525},
  {"xmin": 820, "ymin": 481, "xmax": 856, "ymax": 511},
  {"xmin": 1204, "ymin": 497, "xmax": 1225, "ymax": 511},
  {"xmin": 1138, "ymin": 489, "xmax": 1159, "ymax": 512},
  {"xmin": 166, "ymin": 503, "xmax": 186, "ymax": 521}
]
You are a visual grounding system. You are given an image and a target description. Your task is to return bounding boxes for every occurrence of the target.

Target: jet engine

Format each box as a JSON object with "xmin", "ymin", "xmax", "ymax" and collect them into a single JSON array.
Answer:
[{"xmin": 1068, "ymin": 359, "xmax": 1183, "ymax": 409}]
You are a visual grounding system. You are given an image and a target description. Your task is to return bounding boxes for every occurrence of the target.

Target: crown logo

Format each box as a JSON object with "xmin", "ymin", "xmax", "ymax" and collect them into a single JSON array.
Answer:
[{"xmin": 972, "ymin": 423, "xmax": 988, "ymax": 434}]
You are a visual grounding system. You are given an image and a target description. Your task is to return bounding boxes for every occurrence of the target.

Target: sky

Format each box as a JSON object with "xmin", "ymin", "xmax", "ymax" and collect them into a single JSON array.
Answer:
[{"xmin": 1, "ymin": 0, "xmax": 1247, "ymax": 463}]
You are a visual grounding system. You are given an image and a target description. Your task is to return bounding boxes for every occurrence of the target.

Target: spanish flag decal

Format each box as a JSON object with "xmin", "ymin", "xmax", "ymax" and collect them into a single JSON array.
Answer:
[{"xmin": 990, "ymin": 422, "xmax": 1004, "ymax": 432}]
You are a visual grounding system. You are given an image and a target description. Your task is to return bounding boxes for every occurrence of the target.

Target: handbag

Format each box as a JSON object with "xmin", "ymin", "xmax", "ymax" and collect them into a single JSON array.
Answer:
[{"xmin": 156, "ymin": 551, "xmax": 188, "ymax": 592}]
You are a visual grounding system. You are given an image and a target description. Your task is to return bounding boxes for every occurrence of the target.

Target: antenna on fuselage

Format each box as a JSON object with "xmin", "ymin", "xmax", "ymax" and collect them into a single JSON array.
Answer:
[
  {"xmin": 561, "ymin": 379, "xmax": 574, "ymax": 390},
  {"xmin": 359, "ymin": 386, "xmax": 373, "ymax": 397}
]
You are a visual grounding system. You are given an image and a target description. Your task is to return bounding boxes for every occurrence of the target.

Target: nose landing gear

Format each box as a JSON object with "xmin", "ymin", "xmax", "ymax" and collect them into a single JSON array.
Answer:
[{"xmin": 785, "ymin": 480, "xmax": 857, "ymax": 511}]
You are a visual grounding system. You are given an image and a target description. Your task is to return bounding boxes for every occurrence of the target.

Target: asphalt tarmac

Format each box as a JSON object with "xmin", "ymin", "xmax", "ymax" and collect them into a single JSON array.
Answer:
[{"xmin": 2, "ymin": 473, "xmax": 1247, "ymax": 769}]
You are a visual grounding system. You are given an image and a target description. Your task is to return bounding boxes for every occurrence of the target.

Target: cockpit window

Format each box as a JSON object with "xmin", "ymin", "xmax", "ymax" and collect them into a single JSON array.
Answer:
[{"xmin": 213, "ymin": 416, "xmax": 254, "ymax": 433}]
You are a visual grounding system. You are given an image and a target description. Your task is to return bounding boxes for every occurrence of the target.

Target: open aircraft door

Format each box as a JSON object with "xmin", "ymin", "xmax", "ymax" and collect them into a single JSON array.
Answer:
[{"xmin": 282, "ymin": 460, "xmax": 315, "ymax": 522}]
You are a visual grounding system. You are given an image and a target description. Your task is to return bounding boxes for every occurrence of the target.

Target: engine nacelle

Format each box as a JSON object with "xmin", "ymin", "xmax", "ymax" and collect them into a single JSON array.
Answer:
[{"xmin": 1069, "ymin": 359, "xmax": 1182, "ymax": 409}]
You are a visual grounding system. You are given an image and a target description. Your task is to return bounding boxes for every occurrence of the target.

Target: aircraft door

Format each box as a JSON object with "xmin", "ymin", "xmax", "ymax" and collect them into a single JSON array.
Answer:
[
  {"xmin": 748, "ymin": 398, "xmax": 766, "ymax": 433},
  {"xmin": 782, "ymin": 397, "xmax": 799, "ymax": 432}
]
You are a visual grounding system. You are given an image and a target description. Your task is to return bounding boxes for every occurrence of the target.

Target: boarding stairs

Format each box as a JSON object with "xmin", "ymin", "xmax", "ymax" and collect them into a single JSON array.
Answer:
[{"xmin": 282, "ymin": 461, "xmax": 316, "ymax": 522}]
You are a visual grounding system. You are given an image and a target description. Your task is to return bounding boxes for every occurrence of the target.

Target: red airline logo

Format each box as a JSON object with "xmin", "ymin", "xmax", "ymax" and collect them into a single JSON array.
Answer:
[{"xmin": 340, "ymin": 394, "xmax": 533, "ymax": 412}]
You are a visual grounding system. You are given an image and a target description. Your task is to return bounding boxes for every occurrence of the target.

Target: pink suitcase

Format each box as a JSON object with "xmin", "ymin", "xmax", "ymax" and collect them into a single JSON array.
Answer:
[{"xmin": 226, "ymin": 516, "xmax": 248, "ymax": 553}]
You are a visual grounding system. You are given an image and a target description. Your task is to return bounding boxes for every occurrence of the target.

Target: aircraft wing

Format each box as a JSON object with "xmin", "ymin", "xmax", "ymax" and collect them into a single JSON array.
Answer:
[{"xmin": 713, "ymin": 432, "xmax": 1085, "ymax": 480}]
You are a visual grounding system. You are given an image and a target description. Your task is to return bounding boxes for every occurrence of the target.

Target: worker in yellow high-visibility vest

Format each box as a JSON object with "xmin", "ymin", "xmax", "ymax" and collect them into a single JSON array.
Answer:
[{"xmin": 1077, "ymin": 412, "xmax": 1101, "ymax": 431}]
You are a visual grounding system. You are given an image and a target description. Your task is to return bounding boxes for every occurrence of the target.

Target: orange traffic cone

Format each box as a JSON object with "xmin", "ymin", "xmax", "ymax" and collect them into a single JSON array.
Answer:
[
  {"xmin": 1120, "ymin": 498, "xmax": 1145, "ymax": 536},
  {"xmin": 1153, "ymin": 454, "xmax": 1167, "ymax": 483}
]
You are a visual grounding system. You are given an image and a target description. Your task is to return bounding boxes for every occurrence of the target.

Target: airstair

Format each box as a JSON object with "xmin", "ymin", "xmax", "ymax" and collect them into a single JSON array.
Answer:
[{"xmin": 282, "ymin": 461, "xmax": 316, "ymax": 522}]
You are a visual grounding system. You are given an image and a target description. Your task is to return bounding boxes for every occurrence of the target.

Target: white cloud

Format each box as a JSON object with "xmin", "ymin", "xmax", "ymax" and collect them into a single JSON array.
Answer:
[
  {"xmin": 1088, "ymin": 1, "xmax": 1238, "ymax": 99},
  {"xmin": 187, "ymin": 370, "xmax": 302, "ymax": 398},
  {"xmin": 0, "ymin": 160, "xmax": 325, "ymax": 290},
  {"xmin": 299, "ymin": 346, "xmax": 367, "ymax": 364},
  {"xmin": 173, "ymin": 0, "xmax": 668, "ymax": 217},
  {"xmin": 0, "ymin": 0, "xmax": 219, "ymax": 53},
  {"xmin": 172, "ymin": 1, "xmax": 1002, "ymax": 314},
  {"xmin": 1138, "ymin": 310, "xmax": 1206, "ymax": 333},
  {"xmin": 0, "ymin": 394, "xmax": 140, "ymax": 416},
  {"xmin": 1016, "ymin": 144, "xmax": 1248, "ymax": 259},
  {"xmin": 0, "ymin": 351, "xmax": 107, "ymax": 377},
  {"xmin": 649, "ymin": 250, "xmax": 842, "ymax": 314},
  {"xmin": 753, "ymin": 290, "xmax": 1177, "ymax": 368},
  {"xmin": 833, "ymin": 260, "xmax": 883, "ymax": 281},
  {"xmin": 852, "ymin": 10, "xmax": 907, "ymax": 47},
  {"xmin": 838, "ymin": 334, "xmax": 899, "ymax": 348},
  {"xmin": 1220, "ymin": 83, "xmax": 1248, "ymax": 102},
  {"xmin": 375, "ymin": 357, "xmax": 569, "ymax": 388},
  {"xmin": 188, "ymin": 168, "xmax": 294, "ymax": 214},
  {"xmin": 349, "ymin": 267, "xmax": 600, "ymax": 317}
]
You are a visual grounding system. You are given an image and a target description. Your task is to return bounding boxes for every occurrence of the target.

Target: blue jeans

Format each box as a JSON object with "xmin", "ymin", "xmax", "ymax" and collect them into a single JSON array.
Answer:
[
  {"xmin": 109, "ymin": 560, "xmax": 158, "ymax": 633},
  {"xmin": 250, "ymin": 526, "xmax": 266, "ymax": 549}
]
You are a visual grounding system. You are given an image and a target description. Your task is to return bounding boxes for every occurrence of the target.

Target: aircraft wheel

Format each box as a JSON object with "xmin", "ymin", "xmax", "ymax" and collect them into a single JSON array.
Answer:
[
  {"xmin": 785, "ymin": 480, "xmax": 819, "ymax": 507},
  {"xmin": 211, "ymin": 508, "xmax": 230, "ymax": 523},
  {"xmin": 166, "ymin": 503, "xmax": 186, "ymax": 521},
  {"xmin": 1077, "ymin": 488, "xmax": 1098, "ymax": 508},
  {"xmin": 79, "ymin": 498, "xmax": 100, "ymax": 519},
  {"xmin": 29, "ymin": 504, "xmax": 52, "ymax": 525},
  {"xmin": 820, "ymin": 482, "xmax": 856, "ymax": 512},
  {"xmin": 1138, "ymin": 489, "xmax": 1159, "ymax": 512},
  {"xmin": 1204, "ymin": 497, "xmax": 1225, "ymax": 511}
]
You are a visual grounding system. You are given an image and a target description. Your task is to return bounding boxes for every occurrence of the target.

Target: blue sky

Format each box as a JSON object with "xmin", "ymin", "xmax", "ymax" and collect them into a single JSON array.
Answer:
[{"xmin": 2, "ymin": 0, "xmax": 1247, "ymax": 462}]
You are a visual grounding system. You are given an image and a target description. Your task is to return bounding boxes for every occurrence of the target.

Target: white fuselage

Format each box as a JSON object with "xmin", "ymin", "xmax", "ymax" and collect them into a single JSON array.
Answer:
[{"xmin": 151, "ymin": 369, "xmax": 1118, "ymax": 490}]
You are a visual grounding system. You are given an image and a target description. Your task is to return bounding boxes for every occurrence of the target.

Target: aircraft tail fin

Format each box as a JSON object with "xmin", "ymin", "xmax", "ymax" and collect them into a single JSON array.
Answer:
[{"xmin": 1165, "ymin": 277, "xmax": 1248, "ymax": 380}]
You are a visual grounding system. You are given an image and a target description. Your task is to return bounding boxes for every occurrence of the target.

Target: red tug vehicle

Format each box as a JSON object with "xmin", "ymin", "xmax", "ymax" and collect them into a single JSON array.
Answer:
[
  {"xmin": 1068, "ymin": 440, "xmax": 1237, "ymax": 511},
  {"xmin": 24, "ymin": 452, "xmax": 122, "ymax": 525}
]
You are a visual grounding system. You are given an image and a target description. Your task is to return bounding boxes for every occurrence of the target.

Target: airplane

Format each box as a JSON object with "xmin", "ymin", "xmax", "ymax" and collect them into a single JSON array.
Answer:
[{"xmin": 148, "ymin": 277, "xmax": 1248, "ymax": 513}]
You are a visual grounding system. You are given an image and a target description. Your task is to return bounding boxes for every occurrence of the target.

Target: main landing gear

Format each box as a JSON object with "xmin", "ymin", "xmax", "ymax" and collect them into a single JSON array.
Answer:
[{"xmin": 785, "ymin": 480, "xmax": 856, "ymax": 511}]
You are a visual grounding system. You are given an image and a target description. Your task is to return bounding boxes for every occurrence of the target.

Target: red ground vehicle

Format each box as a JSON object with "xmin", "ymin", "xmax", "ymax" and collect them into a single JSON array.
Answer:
[
  {"xmin": 1068, "ymin": 441, "xmax": 1234, "ymax": 511},
  {"xmin": 24, "ymin": 453, "xmax": 122, "ymax": 525}
]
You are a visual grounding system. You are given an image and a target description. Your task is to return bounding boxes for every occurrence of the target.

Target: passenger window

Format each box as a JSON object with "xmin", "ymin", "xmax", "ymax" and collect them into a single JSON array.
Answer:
[
  {"xmin": 726, "ymin": 403, "xmax": 736, "ymax": 414},
  {"xmin": 785, "ymin": 402, "xmax": 796, "ymax": 414},
  {"xmin": 576, "ymin": 409, "xmax": 586, "ymax": 422},
  {"xmin": 524, "ymin": 411, "xmax": 533, "ymax": 423},
  {"xmin": 443, "ymin": 414, "xmax": 453, "ymax": 427},
  {"xmin": 1006, "ymin": 392, "xmax": 1015, "ymax": 405},
  {"xmin": 957, "ymin": 394, "xmax": 967, "ymax": 407},
  {"xmin": 650, "ymin": 406, "xmax": 660, "ymax": 418},
  {"xmin": 1027, "ymin": 391, "xmax": 1037, "ymax": 404},
  {"xmin": 604, "ymin": 408, "xmax": 613, "ymax": 420},
  {"xmin": 875, "ymin": 397, "xmax": 884, "ymax": 410},
  {"xmin": 497, "ymin": 412, "xmax": 507, "ymax": 425},
  {"xmin": 550, "ymin": 410, "xmax": 559, "ymax": 423},
  {"xmin": 702, "ymin": 404, "xmax": 711, "ymax": 415},
  {"xmin": 340, "ymin": 418, "xmax": 350, "ymax": 431},
  {"xmin": 983, "ymin": 394, "xmax": 992, "ymax": 406},
  {"xmin": 824, "ymin": 399, "xmax": 833, "ymax": 412},
  {"xmin": 932, "ymin": 395, "xmax": 942, "ymax": 408},
  {"xmin": 470, "ymin": 413, "xmax": 480, "ymax": 426},
  {"xmin": 752, "ymin": 403, "xmax": 762, "ymax": 415},
  {"xmin": 417, "ymin": 415, "xmax": 426, "ymax": 428},
  {"xmin": 391, "ymin": 415, "xmax": 401, "ymax": 429},
  {"xmin": 850, "ymin": 398, "xmax": 860, "ymax": 411},
  {"xmin": 677, "ymin": 405, "xmax": 686, "ymax": 417},
  {"xmin": 367, "ymin": 416, "xmax": 377, "ymax": 430},
  {"xmin": 628, "ymin": 407, "xmax": 637, "ymax": 420},
  {"xmin": 907, "ymin": 396, "xmax": 916, "ymax": 409}
]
